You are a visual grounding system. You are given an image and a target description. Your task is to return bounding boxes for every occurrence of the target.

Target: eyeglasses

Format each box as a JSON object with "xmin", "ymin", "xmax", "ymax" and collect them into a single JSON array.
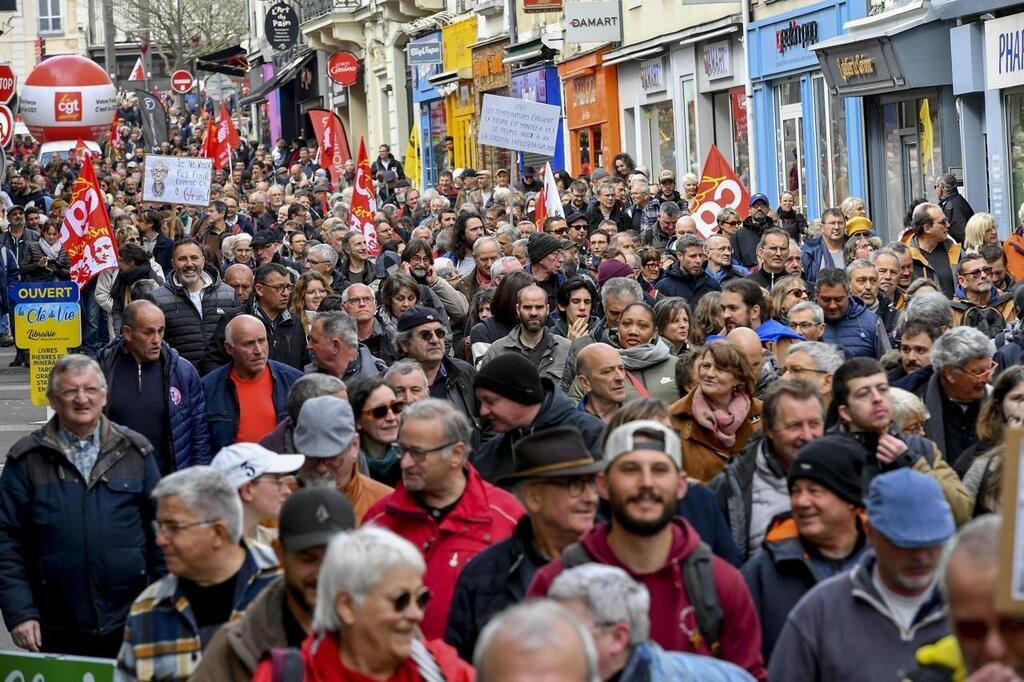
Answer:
[
  {"xmin": 305, "ymin": 258, "xmax": 328, "ymax": 265},
  {"xmin": 550, "ymin": 228, "xmax": 567, "ymax": 235},
  {"xmin": 790, "ymin": 321, "xmax": 820, "ymax": 331},
  {"xmin": 537, "ymin": 475, "xmax": 598, "ymax": 497},
  {"xmin": 416, "ymin": 327, "xmax": 447, "ymax": 341},
  {"xmin": 785, "ymin": 366, "xmax": 829, "ymax": 376},
  {"xmin": 392, "ymin": 440, "xmax": 459, "ymax": 462},
  {"xmin": 152, "ymin": 518, "xmax": 218, "ymax": 536},
  {"xmin": 389, "ymin": 588, "xmax": 432, "ymax": 614},
  {"xmin": 961, "ymin": 266, "xmax": 993, "ymax": 279},
  {"xmin": 363, "ymin": 401, "xmax": 405, "ymax": 419},
  {"xmin": 259, "ymin": 283, "xmax": 294, "ymax": 293},
  {"xmin": 956, "ymin": 360, "xmax": 997, "ymax": 380},
  {"xmin": 723, "ymin": 220, "xmax": 741, "ymax": 227},
  {"xmin": 57, "ymin": 386, "xmax": 103, "ymax": 400},
  {"xmin": 346, "ymin": 296, "xmax": 374, "ymax": 306}
]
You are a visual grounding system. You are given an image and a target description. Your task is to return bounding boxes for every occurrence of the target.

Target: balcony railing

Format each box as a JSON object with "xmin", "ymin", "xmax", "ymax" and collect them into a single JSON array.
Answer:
[{"xmin": 300, "ymin": 0, "xmax": 363, "ymax": 24}]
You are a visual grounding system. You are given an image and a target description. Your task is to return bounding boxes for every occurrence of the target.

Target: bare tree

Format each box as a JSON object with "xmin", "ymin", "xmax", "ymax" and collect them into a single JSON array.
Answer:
[{"xmin": 114, "ymin": 0, "xmax": 245, "ymax": 72}]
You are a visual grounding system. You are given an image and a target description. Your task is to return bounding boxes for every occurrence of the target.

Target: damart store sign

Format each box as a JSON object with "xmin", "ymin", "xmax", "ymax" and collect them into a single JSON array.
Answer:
[
  {"xmin": 985, "ymin": 12, "xmax": 1024, "ymax": 90},
  {"xmin": 565, "ymin": 0, "xmax": 622, "ymax": 45}
]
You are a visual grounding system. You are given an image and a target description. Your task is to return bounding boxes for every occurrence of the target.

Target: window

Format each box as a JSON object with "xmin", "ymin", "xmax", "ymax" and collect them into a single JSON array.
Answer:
[
  {"xmin": 776, "ymin": 80, "xmax": 806, "ymax": 211},
  {"xmin": 1007, "ymin": 92, "xmax": 1024, "ymax": 220},
  {"xmin": 813, "ymin": 75, "xmax": 850, "ymax": 211},
  {"xmin": 680, "ymin": 78, "xmax": 698, "ymax": 176},
  {"xmin": 38, "ymin": 0, "xmax": 62, "ymax": 34},
  {"xmin": 881, "ymin": 94, "xmax": 943, "ymax": 240},
  {"xmin": 642, "ymin": 101, "xmax": 676, "ymax": 175},
  {"xmin": 730, "ymin": 88, "xmax": 750, "ymax": 190}
]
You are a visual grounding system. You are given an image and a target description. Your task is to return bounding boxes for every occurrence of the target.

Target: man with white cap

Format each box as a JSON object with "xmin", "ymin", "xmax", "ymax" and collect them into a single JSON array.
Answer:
[
  {"xmin": 529, "ymin": 420, "xmax": 766, "ymax": 680},
  {"xmin": 211, "ymin": 443, "xmax": 304, "ymax": 545},
  {"xmin": 292, "ymin": 395, "xmax": 392, "ymax": 524}
]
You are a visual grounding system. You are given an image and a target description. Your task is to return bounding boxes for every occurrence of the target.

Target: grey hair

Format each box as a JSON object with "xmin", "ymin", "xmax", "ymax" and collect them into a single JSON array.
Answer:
[
  {"xmin": 341, "ymin": 283, "xmax": 372, "ymax": 304},
  {"xmin": 601, "ymin": 277, "xmax": 643, "ymax": 309},
  {"xmin": 885, "ymin": 240, "xmax": 910, "ymax": 257},
  {"xmin": 401, "ymin": 398, "xmax": 473, "ymax": 455},
  {"xmin": 491, "ymin": 256, "xmax": 522, "ymax": 280},
  {"xmin": 472, "ymin": 236, "xmax": 501, "ymax": 257},
  {"xmin": 286, "ymin": 374, "xmax": 347, "ymax": 422},
  {"xmin": 221, "ymin": 233, "xmax": 252, "ymax": 260},
  {"xmin": 313, "ymin": 527, "xmax": 425, "ymax": 633},
  {"xmin": 474, "ymin": 600, "xmax": 600, "ymax": 682},
  {"xmin": 938, "ymin": 514, "xmax": 1001, "ymax": 602},
  {"xmin": 47, "ymin": 354, "xmax": 107, "ymax": 399},
  {"xmin": 930, "ymin": 326, "xmax": 994, "ymax": 371},
  {"xmin": 629, "ymin": 179, "xmax": 649, "ymax": 194},
  {"xmin": 308, "ymin": 243, "xmax": 338, "ymax": 268},
  {"xmin": 225, "ymin": 313, "xmax": 264, "ymax": 346},
  {"xmin": 512, "ymin": 237, "xmax": 529, "ymax": 252},
  {"xmin": 659, "ymin": 201, "xmax": 681, "ymax": 219},
  {"xmin": 890, "ymin": 387, "xmax": 930, "ymax": 432},
  {"xmin": 936, "ymin": 174, "xmax": 958, "ymax": 193},
  {"xmin": 787, "ymin": 341, "xmax": 844, "ymax": 373},
  {"xmin": 869, "ymin": 248, "xmax": 900, "ymax": 266},
  {"xmin": 788, "ymin": 301, "xmax": 824, "ymax": 325},
  {"xmin": 152, "ymin": 466, "xmax": 243, "ymax": 542},
  {"xmin": 316, "ymin": 311, "xmax": 358, "ymax": 349},
  {"xmin": 675, "ymin": 234, "xmax": 704, "ymax": 253},
  {"xmin": 496, "ymin": 225, "xmax": 518, "ymax": 245},
  {"xmin": 492, "ymin": 187, "xmax": 512, "ymax": 205},
  {"xmin": 845, "ymin": 258, "xmax": 875, "ymax": 276},
  {"xmin": 904, "ymin": 291, "xmax": 953, "ymax": 331},
  {"xmin": 682, "ymin": 172, "xmax": 699, "ymax": 185},
  {"xmin": 716, "ymin": 207, "xmax": 739, "ymax": 224},
  {"xmin": 383, "ymin": 359, "xmax": 428, "ymax": 387},
  {"xmin": 549, "ymin": 564, "xmax": 650, "ymax": 645}
]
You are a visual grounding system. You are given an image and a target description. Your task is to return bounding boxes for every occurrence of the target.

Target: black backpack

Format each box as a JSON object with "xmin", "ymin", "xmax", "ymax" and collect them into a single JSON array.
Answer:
[{"xmin": 560, "ymin": 539, "xmax": 724, "ymax": 655}]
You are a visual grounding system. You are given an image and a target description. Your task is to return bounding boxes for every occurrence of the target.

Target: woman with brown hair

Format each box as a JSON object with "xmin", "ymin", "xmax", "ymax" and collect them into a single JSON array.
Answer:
[
  {"xmin": 960, "ymin": 368, "xmax": 1024, "ymax": 515},
  {"xmin": 290, "ymin": 271, "xmax": 330, "ymax": 337},
  {"xmin": 670, "ymin": 341, "xmax": 763, "ymax": 482},
  {"xmin": 653, "ymin": 296, "xmax": 704, "ymax": 354},
  {"xmin": 769, "ymin": 275, "xmax": 809, "ymax": 322}
]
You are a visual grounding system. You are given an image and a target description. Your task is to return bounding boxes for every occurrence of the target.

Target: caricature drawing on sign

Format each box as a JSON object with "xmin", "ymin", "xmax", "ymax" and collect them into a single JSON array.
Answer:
[{"xmin": 149, "ymin": 159, "xmax": 170, "ymax": 197}]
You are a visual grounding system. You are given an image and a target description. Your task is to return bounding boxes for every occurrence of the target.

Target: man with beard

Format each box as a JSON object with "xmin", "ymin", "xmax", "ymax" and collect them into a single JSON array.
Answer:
[
  {"xmin": 733, "ymin": 194, "xmax": 776, "ymax": 269},
  {"xmin": 364, "ymin": 399, "xmax": 523, "ymax": 640},
  {"xmin": 445, "ymin": 426, "xmax": 602, "ymax": 661},
  {"xmin": 189, "ymin": 486, "xmax": 356, "ymax": 682},
  {"xmin": 528, "ymin": 420, "xmax": 767, "ymax": 681},
  {"xmin": 480, "ymin": 285, "xmax": 572, "ymax": 390},
  {"xmin": 769, "ymin": 469, "xmax": 954, "ymax": 681},
  {"xmin": 950, "ymin": 253, "xmax": 1015, "ymax": 336},
  {"xmin": 720, "ymin": 279, "xmax": 766, "ymax": 333}
]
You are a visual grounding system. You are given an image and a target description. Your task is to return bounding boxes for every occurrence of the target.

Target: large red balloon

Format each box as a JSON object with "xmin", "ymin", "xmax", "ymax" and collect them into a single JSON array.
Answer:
[{"xmin": 20, "ymin": 56, "xmax": 117, "ymax": 143}]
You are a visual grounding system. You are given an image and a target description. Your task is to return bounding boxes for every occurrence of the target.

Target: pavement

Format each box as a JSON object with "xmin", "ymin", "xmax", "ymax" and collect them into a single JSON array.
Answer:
[{"xmin": 0, "ymin": 344, "xmax": 48, "ymax": 652}]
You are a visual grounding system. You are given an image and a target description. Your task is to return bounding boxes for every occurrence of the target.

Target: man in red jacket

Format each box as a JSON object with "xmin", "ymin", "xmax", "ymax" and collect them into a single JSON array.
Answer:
[
  {"xmin": 364, "ymin": 398, "xmax": 523, "ymax": 639},
  {"xmin": 528, "ymin": 420, "xmax": 767, "ymax": 680}
]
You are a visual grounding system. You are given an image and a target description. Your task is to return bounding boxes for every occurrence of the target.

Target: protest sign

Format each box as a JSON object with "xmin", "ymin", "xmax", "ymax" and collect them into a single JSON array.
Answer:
[
  {"xmin": 478, "ymin": 94, "xmax": 561, "ymax": 157},
  {"xmin": 0, "ymin": 650, "xmax": 115, "ymax": 682},
  {"xmin": 9, "ymin": 282, "xmax": 82, "ymax": 406},
  {"xmin": 142, "ymin": 154, "xmax": 214, "ymax": 206}
]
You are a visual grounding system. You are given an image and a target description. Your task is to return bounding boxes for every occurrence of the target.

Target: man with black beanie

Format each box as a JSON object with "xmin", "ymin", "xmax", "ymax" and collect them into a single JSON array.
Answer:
[
  {"xmin": 472, "ymin": 354, "xmax": 604, "ymax": 486},
  {"xmin": 740, "ymin": 434, "xmax": 869, "ymax": 662},
  {"xmin": 527, "ymin": 232, "xmax": 569, "ymax": 316}
]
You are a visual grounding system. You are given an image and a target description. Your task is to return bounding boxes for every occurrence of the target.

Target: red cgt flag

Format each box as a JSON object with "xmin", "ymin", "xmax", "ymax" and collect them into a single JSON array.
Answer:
[
  {"xmin": 59, "ymin": 155, "xmax": 119, "ymax": 286},
  {"xmin": 688, "ymin": 145, "xmax": 751, "ymax": 240},
  {"xmin": 308, "ymin": 109, "xmax": 351, "ymax": 190},
  {"xmin": 348, "ymin": 138, "xmax": 379, "ymax": 256}
]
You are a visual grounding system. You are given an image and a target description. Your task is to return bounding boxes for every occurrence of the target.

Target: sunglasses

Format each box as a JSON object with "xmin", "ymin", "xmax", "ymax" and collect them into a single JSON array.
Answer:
[
  {"xmin": 363, "ymin": 401, "xmax": 405, "ymax": 419},
  {"xmin": 416, "ymin": 327, "xmax": 447, "ymax": 341},
  {"xmin": 390, "ymin": 588, "xmax": 432, "ymax": 614}
]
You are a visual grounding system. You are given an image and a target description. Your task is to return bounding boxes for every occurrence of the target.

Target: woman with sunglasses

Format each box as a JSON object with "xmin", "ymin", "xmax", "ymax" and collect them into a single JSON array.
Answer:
[
  {"xmin": 349, "ymin": 377, "xmax": 404, "ymax": 487},
  {"xmin": 251, "ymin": 527, "xmax": 473, "ymax": 682},
  {"xmin": 769, "ymin": 275, "xmax": 809, "ymax": 322}
]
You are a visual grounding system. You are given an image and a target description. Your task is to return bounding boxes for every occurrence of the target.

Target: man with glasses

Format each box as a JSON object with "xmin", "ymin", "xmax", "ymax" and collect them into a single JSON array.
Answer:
[
  {"xmin": 704, "ymin": 234, "xmax": 747, "ymax": 285},
  {"xmin": 446, "ymin": 425, "xmax": 602, "ymax": 661},
  {"xmin": 950, "ymin": 253, "xmax": 1015, "ymax": 337},
  {"xmin": 303, "ymin": 243, "xmax": 339, "ymax": 293},
  {"xmin": 287, "ymin": 230, "xmax": 308, "ymax": 261},
  {"xmin": 907, "ymin": 201, "xmax": 963, "ymax": 299},
  {"xmin": 801, "ymin": 208, "xmax": 847, "ymax": 283},
  {"xmin": 0, "ymin": 355, "xmax": 162, "ymax": 658},
  {"xmin": 365, "ymin": 398, "xmax": 523, "ymax": 639},
  {"xmin": 343, "ymin": 283, "xmax": 398, "ymax": 365},
  {"xmin": 395, "ymin": 306, "xmax": 478, "ymax": 422},
  {"xmin": 223, "ymin": 197, "xmax": 253, "ymax": 236},
  {"xmin": 116, "ymin": 466, "xmax": 281, "ymax": 680},
  {"xmin": 248, "ymin": 263, "xmax": 307, "ymax": 370},
  {"xmin": 210, "ymin": 442, "xmax": 303, "ymax": 544},
  {"xmin": 787, "ymin": 301, "xmax": 825, "ymax": 341}
]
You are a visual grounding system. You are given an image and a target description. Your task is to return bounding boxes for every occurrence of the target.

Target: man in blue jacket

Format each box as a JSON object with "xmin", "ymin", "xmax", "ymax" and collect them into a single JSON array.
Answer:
[
  {"xmin": 0, "ymin": 354, "xmax": 163, "ymax": 657},
  {"xmin": 815, "ymin": 267, "xmax": 890, "ymax": 359},
  {"xmin": 98, "ymin": 300, "xmax": 210, "ymax": 474},
  {"xmin": 202, "ymin": 314, "xmax": 302, "ymax": 454}
]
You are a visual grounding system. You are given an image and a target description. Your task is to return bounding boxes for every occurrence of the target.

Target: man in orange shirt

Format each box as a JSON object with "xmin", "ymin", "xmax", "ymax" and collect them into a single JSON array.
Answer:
[{"xmin": 202, "ymin": 314, "xmax": 303, "ymax": 453}]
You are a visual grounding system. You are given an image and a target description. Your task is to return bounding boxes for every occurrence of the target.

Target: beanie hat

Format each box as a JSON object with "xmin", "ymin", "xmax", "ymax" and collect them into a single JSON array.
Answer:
[
  {"xmin": 598, "ymin": 259, "xmax": 635, "ymax": 288},
  {"xmin": 474, "ymin": 353, "xmax": 545, "ymax": 405},
  {"xmin": 787, "ymin": 435, "xmax": 865, "ymax": 505},
  {"xmin": 527, "ymin": 232, "xmax": 568, "ymax": 264}
]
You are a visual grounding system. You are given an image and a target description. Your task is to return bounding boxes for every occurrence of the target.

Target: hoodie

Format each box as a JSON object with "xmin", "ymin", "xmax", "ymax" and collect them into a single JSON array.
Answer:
[{"xmin": 529, "ymin": 518, "xmax": 767, "ymax": 681}]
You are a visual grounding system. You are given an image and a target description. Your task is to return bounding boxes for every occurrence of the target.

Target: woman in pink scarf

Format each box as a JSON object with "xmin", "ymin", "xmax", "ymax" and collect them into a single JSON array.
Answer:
[{"xmin": 670, "ymin": 340, "xmax": 763, "ymax": 481}]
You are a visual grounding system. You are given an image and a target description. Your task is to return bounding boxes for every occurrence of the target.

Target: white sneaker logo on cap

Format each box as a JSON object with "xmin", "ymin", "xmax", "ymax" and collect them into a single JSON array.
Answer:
[{"xmin": 315, "ymin": 504, "xmax": 329, "ymax": 523}]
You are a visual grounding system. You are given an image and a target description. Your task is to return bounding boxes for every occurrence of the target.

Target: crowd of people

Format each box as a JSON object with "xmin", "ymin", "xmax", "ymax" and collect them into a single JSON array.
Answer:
[{"xmin": 1, "ymin": 94, "xmax": 1024, "ymax": 680}]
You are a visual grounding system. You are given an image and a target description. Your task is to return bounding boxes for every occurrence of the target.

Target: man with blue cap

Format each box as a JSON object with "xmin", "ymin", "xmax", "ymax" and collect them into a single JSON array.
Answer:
[
  {"xmin": 732, "ymin": 193, "xmax": 777, "ymax": 269},
  {"xmin": 769, "ymin": 468, "xmax": 955, "ymax": 681}
]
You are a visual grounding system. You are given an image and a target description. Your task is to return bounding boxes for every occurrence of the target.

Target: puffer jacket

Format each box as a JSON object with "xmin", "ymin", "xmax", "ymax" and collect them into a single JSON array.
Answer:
[
  {"xmin": 150, "ymin": 265, "xmax": 242, "ymax": 375},
  {"xmin": 202, "ymin": 360, "xmax": 303, "ymax": 455},
  {"xmin": 97, "ymin": 338, "xmax": 210, "ymax": 470},
  {"xmin": 950, "ymin": 286, "xmax": 1016, "ymax": 338},
  {"xmin": 0, "ymin": 416, "xmax": 163, "ymax": 637},
  {"xmin": 822, "ymin": 296, "xmax": 890, "ymax": 359},
  {"xmin": 775, "ymin": 209, "xmax": 808, "ymax": 243},
  {"xmin": 653, "ymin": 264, "xmax": 721, "ymax": 308},
  {"xmin": 670, "ymin": 388, "xmax": 764, "ymax": 483},
  {"xmin": 800, "ymin": 235, "xmax": 843, "ymax": 284},
  {"xmin": 471, "ymin": 378, "xmax": 605, "ymax": 486}
]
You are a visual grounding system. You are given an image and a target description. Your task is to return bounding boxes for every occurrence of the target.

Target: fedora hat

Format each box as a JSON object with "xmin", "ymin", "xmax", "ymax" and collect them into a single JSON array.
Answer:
[{"xmin": 500, "ymin": 425, "xmax": 604, "ymax": 485}]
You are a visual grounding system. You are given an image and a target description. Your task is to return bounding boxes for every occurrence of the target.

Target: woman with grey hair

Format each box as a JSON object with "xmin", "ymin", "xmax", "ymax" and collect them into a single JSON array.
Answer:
[{"xmin": 252, "ymin": 526, "xmax": 472, "ymax": 680}]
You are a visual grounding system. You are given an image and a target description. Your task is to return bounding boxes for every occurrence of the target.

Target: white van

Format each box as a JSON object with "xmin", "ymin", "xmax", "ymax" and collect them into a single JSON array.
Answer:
[{"xmin": 38, "ymin": 140, "xmax": 102, "ymax": 166}]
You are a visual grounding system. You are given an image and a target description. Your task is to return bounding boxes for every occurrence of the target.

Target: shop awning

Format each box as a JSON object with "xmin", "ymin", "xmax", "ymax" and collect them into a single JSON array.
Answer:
[
  {"xmin": 426, "ymin": 69, "xmax": 460, "ymax": 86},
  {"xmin": 238, "ymin": 51, "xmax": 314, "ymax": 105},
  {"xmin": 503, "ymin": 38, "xmax": 557, "ymax": 66},
  {"xmin": 602, "ymin": 14, "xmax": 741, "ymax": 65},
  {"xmin": 196, "ymin": 45, "xmax": 248, "ymax": 78},
  {"xmin": 811, "ymin": 6, "xmax": 951, "ymax": 96}
]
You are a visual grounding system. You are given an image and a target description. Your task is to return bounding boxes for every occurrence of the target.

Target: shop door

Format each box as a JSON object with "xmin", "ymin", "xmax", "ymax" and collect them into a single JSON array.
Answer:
[
  {"xmin": 901, "ymin": 135, "xmax": 923, "ymax": 207},
  {"xmin": 779, "ymin": 103, "xmax": 806, "ymax": 211},
  {"xmin": 881, "ymin": 96, "xmax": 942, "ymax": 239}
]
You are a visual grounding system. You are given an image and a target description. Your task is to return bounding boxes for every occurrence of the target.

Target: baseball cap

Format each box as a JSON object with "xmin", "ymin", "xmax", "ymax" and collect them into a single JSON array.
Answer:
[
  {"xmin": 659, "ymin": 170, "xmax": 676, "ymax": 182},
  {"xmin": 866, "ymin": 468, "xmax": 955, "ymax": 549},
  {"xmin": 397, "ymin": 306, "xmax": 442, "ymax": 333},
  {"xmin": 278, "ymin": 487, "xmax": 356, "ymax": 553},
  {"xmin": 749, "ymin": 193, "xmax": 770, "ymax": 207},
  {"xmin": 210, "ymin": 443, "xmax": 304, "ymax": 490},
  {"xmin": 251, "ymin": 231, "xmax": 277, "ymax": 248},
  {"xmin": 461, "ymin": 168, "xmax": 478, "ymax": 178},
  {"xmin": 603, "ymin": 420, "xmax": 682, "ymax": 470},
  {"xmin": 294, "ymin": 396, "xmax": 358, "ymax": 458}
]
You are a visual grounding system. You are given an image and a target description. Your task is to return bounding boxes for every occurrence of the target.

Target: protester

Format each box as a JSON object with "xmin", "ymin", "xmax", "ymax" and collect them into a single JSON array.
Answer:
[{"xmin": 210, "ymin": 442, "xmax": 303, "ymax": 544}]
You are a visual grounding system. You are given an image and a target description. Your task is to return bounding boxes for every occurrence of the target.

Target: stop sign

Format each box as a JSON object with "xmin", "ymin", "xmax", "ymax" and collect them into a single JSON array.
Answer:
[
  {"xmin": 170, "ymin": 70, "xmax": 195, "ymax": 94},
  {"xmin": 0, "ymin": 65, "xmax": 15, "ymax": 104}
]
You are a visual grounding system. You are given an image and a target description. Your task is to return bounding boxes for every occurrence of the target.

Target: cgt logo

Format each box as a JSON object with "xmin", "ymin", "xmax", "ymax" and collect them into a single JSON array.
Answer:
[{"xmin": 55, "ymin": 91, "xmax": 83, "ymax": 121}]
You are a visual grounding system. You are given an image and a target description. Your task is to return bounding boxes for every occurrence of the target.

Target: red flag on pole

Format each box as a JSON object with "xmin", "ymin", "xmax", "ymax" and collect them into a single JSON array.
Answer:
[
  {"xmin": 108, "ymin": 111, "xmax": 121, "ymax": 148},
  {"xmin": 199, "ymin": 119, "xmax": 216, "ymax": 159},
  {"xmin": 59, "ymin": 155, "xmax": 119, "ymax": 286},
  {"xmin": 210, "ymin": 104, "xmax": 238, "ymax": 170},
  {"xmin": 308, "ymin": 109, "xmax": 351, "ymax": 190},
  {"xmin": 218, "ymin": 102, "xmax": 241, "ymax": 149},
  {"xmin": 689, "ymin": 145, "xmax": 751, "ymax": 240},
  {"xmin": 348, "ymin": 138, "xmax": 380, "ymax": 256},
  {"xmin": 128, "ymin": 57, "xmax": 145, "ymax": 81}
]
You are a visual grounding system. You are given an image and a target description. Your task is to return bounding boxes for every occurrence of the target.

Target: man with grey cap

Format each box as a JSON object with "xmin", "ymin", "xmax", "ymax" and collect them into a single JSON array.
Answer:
[
  {"xmin": 293, "ymin": 395, "xmax": 391, "ymax": 524},
  {"xmin": 445, "ymin": 425, "xmax": 603, "ymax": 660},
  {"xmin": 529, "ymin": 421, "xmax": 767, "ymax": 680},
  {"xmin": 191, "ymin": 487, "xmax": 356, "ymax": 681},
  {"xmin": 769, "ymin": 468, "xmax": 956, "ymax": 681},
  {"xmin": 210, "ymin": 443, "xmax": 304, "ymax": 545}
]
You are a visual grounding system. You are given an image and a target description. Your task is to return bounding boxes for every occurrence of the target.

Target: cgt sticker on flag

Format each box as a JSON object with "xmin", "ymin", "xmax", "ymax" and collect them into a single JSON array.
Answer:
[{"xmin": 688, "ymin": 145, "xmax": 751, "ymax": 240}]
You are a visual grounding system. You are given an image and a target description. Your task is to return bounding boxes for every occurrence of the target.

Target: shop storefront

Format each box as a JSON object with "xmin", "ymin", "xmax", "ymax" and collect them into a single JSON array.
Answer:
[
  {"xmin": 559, "ymin": 48, "xmax": 621, "ymax": 176},
  {"xmin": 509, "ymin": 65, "xmax": 566, "ymax": 172},
  {"xmin": 748, "ymin": 1, "xmax": 866, "ymax": 218},
  {"xmin": 693, "ymin": 27, "xmax": 750, "ymax": 189},
  {"xmin": 814, "ymin": 7, "xmax": 956, "ymax": 240},
  {"xmin": 471, "ymin": 37, "xmax": 514, "ymax": 174},
  {"xmin": 615, "ymin": 54, "xmax": 677, "ymax": 177},
  {"xmin": 410, "ymin": 32, "xmax": 447, "ymax": 188},
  {"xmin": 439, "ymin": 17, "xmax": 478, "ymax": 171}
]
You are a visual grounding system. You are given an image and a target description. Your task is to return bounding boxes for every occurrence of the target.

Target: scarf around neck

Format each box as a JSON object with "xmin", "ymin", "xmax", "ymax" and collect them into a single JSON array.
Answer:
[
  {"xmin": 39, "ymin": 239, "xmax": 61, "ymax": 260},
  {"xmin": 692, "ymin": 385, "xmax": 751, "ymax": 450},
  {"xmin": 616, "ymin": 336, "xmax": 672, "ymax": 370}
]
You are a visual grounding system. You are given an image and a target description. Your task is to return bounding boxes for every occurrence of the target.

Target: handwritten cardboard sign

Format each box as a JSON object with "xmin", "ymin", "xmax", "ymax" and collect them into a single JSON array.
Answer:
[{"xmin": 142, "ymin": 154, "xmax": 214, "ymax": 206}]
